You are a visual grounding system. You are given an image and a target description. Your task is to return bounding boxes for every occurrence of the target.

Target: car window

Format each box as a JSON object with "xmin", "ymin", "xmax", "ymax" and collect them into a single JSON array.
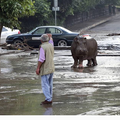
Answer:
[
  {"xmin": 59, "ymin": 27, "xmax": 72, "ymax": 33},
  {"xmin": 46, "ymin": 28, "xmax": 62, "ymax": 34},
  {"xmin": 2, "ymin": 27, "xmax": 8, "ymax": 32},
  {"xmin": 33, "ymin": 28, "xmax": 46, "ymax": 35}
]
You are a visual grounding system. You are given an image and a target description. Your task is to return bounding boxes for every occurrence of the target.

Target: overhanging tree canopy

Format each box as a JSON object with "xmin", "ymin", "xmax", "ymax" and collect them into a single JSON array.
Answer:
[{"xmin": 0, "ymin": 0, "xmax": 35, "ymax": 43}]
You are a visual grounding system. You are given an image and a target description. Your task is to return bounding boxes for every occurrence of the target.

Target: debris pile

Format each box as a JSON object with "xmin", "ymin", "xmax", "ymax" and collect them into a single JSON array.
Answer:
[
  {"xmin": 0, "ymin": 42, "xmax": 34, "ymax": 51},
  {"xmin": 107, "ymin": 33, "xmax": 120, "ymax": 36}
]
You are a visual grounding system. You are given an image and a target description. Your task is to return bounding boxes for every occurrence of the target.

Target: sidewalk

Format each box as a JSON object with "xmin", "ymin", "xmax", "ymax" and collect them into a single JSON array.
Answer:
[{"xmin": 67, "ymin": 13, "xmax": 120, "ymax": 33}]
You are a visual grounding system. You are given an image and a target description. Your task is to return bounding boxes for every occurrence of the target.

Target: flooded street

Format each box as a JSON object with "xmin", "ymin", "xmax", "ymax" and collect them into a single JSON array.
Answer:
[
  {"xmin": 0, "ymin": 49, "xmax": 120, "ymax": 115},
  {"xmin": 0, "ymin": 14, "xmax": 120, "ymax": 115}
]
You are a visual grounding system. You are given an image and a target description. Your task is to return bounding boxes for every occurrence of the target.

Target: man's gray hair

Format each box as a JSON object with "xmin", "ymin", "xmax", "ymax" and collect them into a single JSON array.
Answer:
[{"xmin": 39, "ymin": 34, "xmax": 49, "ymax": 42}]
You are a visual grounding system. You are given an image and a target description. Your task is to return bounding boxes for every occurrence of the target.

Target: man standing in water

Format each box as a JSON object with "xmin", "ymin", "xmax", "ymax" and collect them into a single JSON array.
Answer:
[{"xmin": 36, "ymin": 34, "xmax": 54, "ymax": 105}]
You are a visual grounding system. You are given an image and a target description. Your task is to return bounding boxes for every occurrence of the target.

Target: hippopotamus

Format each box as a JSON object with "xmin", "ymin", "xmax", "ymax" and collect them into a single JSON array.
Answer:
[{"xmin": 71, "ymin": 35, "xmax": 98, "ymax": 68}]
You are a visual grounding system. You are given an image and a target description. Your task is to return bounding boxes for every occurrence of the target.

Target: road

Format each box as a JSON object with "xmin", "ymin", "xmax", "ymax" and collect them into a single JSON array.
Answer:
[
  {"xmin": 0, "ymin": 14, "xmax": 120, "ymax": 115},
  {"xmin": 87, "ymin": 14, "xmax": 120, "ymax": 34}
]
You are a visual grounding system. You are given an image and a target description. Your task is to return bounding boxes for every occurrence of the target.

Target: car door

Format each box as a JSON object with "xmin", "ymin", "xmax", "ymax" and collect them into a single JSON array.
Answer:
[
  {"xmin": 45, "ymin": 27, "xmax": 63, "ymax": 45},
  {"xmin": 27, "ymin": 27, "xmax": 46, "ymax": 47}
]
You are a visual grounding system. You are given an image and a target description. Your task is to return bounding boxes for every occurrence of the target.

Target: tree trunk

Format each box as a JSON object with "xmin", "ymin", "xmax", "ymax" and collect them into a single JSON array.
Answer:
[{"xmin": 0, "ymin": 24, "xmax": 3, "ymax": 44}]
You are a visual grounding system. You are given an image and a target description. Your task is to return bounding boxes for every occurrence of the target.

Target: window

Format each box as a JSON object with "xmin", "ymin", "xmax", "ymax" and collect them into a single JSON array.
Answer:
[
  {"xmin": 46, "ymin": 28, "xmax": 62, "ymax": 34},
  {"xmin": 2, "ymin": 27, "xmax": 8, "ymax": 32},
  {"xmin": 33, "ymin": 28, "xmax": 46, "ymax": 35}
]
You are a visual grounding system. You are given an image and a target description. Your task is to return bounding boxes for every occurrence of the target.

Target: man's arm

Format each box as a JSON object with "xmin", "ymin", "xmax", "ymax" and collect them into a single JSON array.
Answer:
[
  {"xmin": 47, "ymin": 34, "xmax": 54, "ymax": 46},
  {"xmin": 36, "ymin": 47, "xmax": 45, "ymax": 75},
  {"xmin": 36, "ymin": 61, "xmax": 43, "ymax": 75}
]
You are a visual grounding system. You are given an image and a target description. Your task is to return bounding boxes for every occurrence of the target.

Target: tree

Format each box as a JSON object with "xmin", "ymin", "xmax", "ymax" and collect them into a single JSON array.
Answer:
[
  {"xmin": 18, "ymin": 0, "xmax": 120, "ymax": 33},
  {"xmin": 104, "ymin": 0, "xmax": 120, "ymax": 5},
  {"xmin": 0, "ymin": 0, "xmax": 35, "ymax": 43},
  {"xmin": 20, "ymin": 0, "xmax": 52, "ymax": 32},
  {"xmin": 55, "ymin": 0, "xmax": 102, "ymax": 25}
]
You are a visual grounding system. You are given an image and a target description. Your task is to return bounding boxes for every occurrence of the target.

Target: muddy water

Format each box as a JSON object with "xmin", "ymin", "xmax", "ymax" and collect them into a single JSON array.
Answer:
[{"xmin": 0, "ymin": 50, "xmax": 120, "ymax": 115}]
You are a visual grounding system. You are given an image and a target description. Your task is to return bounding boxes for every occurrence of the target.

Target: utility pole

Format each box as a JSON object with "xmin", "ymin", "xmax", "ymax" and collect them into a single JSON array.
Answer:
[{"xmin": 52, "ymin": 0, "xmax": 60, "ymax": 26}]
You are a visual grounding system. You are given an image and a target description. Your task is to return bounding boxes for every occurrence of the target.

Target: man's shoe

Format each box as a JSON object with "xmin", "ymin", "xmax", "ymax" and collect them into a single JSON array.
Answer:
[{"xmin": 40, "ymin": 100, "xmax": 52, "ymax": 105}]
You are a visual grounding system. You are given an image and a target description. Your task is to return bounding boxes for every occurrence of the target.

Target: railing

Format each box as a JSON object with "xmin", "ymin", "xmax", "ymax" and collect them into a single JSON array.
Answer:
[{"xmin": 64, "ymin": 6, "xmax": 113, "ymax": 28}]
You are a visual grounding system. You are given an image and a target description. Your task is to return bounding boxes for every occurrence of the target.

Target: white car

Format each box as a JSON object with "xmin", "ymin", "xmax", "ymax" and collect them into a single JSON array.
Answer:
[{"xmin": 1, "ymin": 26, "xmax": 20, "ymax": 43}]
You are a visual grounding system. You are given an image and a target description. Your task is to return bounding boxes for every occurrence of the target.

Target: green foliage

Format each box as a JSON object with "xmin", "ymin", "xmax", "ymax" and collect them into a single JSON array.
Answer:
[
  {"xmin": 53, "ymin": 0, "xmax": 103, "ymax": 25},
  {"xmin": 104, "ymin": 0, "xmax": 120, "ymax": 5},
  {"xmin": 72, "ymin": 0, "xmax": 102, "ymax": 12},
  {"xmin": 35, "ymin": 0, "xmax": 50, "ymax": 17},
  {"xmin": 0, "ymin": 0, "xmax": 35, "ymax": 29},
  {"xmin": 17, "ymin": 0, "xmax": 120, "ymax": 32},
  {"xmin": 19, "ymin": 0, "xmax": 52, "ymax": 32},
  {"xmin": 1, "ymin": 0, "xmax": 120, "ymax": 36}
]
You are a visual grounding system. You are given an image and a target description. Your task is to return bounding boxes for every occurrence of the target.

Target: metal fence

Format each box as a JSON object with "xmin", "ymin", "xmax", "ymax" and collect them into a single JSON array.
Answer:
[{"xmin": 64, "ymin": 6, "xmax": 111, "ymax": 28}]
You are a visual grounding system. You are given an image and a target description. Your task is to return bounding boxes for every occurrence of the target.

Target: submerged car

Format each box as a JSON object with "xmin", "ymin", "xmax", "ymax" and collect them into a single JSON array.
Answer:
[
  {"xmin": 6, "ymin": 26, "xmax": 79, "ymax": 47},
  {"xmin": 1, "ymin": 26, "xmax": 20, "ymax": 44}
]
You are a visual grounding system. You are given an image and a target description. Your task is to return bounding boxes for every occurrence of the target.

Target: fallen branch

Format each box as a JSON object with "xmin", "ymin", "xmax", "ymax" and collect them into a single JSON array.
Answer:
[
  {"xmin": 107, "ymin": 33, "xmax": 120, "ymax": 36},
  {"xmin": 0, "ymin": 43, "xmax": 7, "ymax": 47},
  {"xmin": 1, "ymin": 42, "xmax": 34, "ymax": 51}
]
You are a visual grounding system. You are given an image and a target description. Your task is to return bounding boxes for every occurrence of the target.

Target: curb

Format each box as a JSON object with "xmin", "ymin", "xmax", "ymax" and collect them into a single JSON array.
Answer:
[
  {"xmin": 79, "ymin": 13, "xmax": 120, "ymax": 32},
  {"xmin": 79, "ymin": 17, "xmax": 112, "ymax": 32}
]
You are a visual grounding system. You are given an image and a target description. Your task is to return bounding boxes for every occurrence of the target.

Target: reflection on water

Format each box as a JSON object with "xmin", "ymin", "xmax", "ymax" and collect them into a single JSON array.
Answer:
[
  {"xmin": 0, "ymin": 68, "xmax": 13, "ymax": 73},
  {"xmin": 72, "ymin": 67, "xmax": 96, "ymax": 73},
  {"xmin": 42, "ymin": 104, "xmax": 53, "ymax": 115}
]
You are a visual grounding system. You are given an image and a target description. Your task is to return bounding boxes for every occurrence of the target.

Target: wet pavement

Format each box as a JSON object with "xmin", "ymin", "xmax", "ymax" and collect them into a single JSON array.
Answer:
[
  {"xmin": 1, "ymin": 14, "xmax": 120, "ymax": 115},
  {"xmin": 0, "ymin": 49, "xmax": 120, "ymax": 115}
]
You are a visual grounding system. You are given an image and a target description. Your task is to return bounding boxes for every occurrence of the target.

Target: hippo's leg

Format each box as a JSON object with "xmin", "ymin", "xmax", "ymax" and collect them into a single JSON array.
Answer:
[
  {"xmin": 71, "ymin": 57, "xmax": 78, "ymax": 68},
  {"xmin": 78, "ymin": 60, "xmax": 83, "ymax": 68},
  {"xmin": 92, "ymin": 57, "xmax": 97, "ymax": 66},
  {"xmin": 87, "ymin": 59, "xmax": 92, "ymax": 66},
  {"xmin": 78, "ymin": 63, "xmax": 83, "ymax": 68}
]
